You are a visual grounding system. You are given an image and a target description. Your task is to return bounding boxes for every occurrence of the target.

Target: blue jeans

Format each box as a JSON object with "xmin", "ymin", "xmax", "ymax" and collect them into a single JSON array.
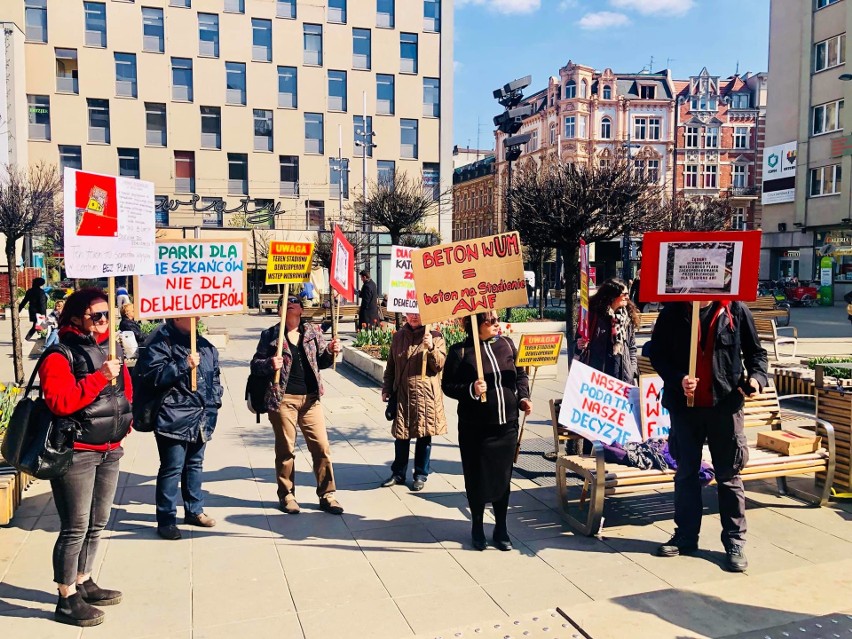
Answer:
[
  {"xmin": 391, "ymin": 436, "xmax": 432, "ymax": 481},
  {"xmin": 155, "ymin": 433, "xmax": 207, "ymax": 527}
]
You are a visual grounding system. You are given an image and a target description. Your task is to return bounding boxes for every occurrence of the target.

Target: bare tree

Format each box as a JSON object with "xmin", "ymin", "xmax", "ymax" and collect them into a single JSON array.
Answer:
[
  {"xmin": 0, "ymin": 163, "xmax": 62, "ymax": 383},
  {"xmin": 312, "ymin": 229, "xmax": 370, "ymax": 271},
  {"xmin": 657, "ymin": 195, "xmax": 734, "ymax": 232}
]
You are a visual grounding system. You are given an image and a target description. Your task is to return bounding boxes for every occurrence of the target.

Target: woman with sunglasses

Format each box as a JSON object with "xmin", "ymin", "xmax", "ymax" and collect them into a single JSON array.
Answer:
[
  {"xmin": 38, "ymin": 288, "xmax": 132, "ymax": 627},
  {"xmin": 442, "ymin": 312, "xmax": 531, "ymax": 552}
]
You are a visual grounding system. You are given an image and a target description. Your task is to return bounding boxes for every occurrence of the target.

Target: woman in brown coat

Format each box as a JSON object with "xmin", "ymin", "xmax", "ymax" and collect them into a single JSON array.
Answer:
[{"xmin": 380, "ymin": 312, "xmax": 448, "ymax": 491}]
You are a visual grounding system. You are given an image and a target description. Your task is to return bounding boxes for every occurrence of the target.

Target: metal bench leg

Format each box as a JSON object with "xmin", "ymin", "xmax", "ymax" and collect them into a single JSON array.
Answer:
[{"xmin": 776, "ymin": 476, "xmax": 788, "ymax": 496}]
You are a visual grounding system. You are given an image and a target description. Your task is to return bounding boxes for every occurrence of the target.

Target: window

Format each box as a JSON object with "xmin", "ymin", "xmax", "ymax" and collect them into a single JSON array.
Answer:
[
  {"xmin": 704, "ymin": 164, "xmax": 717, "ymax": 188},
  {"xmin": 278, "ymin": 66, "xmax": 297, "ymax": 108},
  {"xmin": 564, "ymin": 80, "xmax": 575, "ymax": 99},
  {"xmin": 328, "ymin": 0, "xmax": 346, "ymax": 23},
  {"xmin": 648, "ymin": 117, "xmax": 661, "ymax": 140},
  {"xmin": 146, "ymin": 103, "xmax": 167, "ymax": 146},
  {"xmin": 424, "ymin": 0, "xmax": 440, "ymax": 31},
  {"xmin": 200, "ymin": 198, "xmax": 223, "ymax": 227},
  {"xmin": 423, "ymin": 78, "xmax": 439, "ymax": 117},
  {"xmin": 278, "ymin": 0, "xmax": 296, "ymax": 18},
  {"xmin": 305, "ymin": 113, "xmax": 324, "ymax": 154},
  {"xmin": 705, "ymin": 126, "xmax": 719, "ymax": 148},
  {"xmin": 640, "ymin": 85, "xmax": 656, "ymax": 99},
  {"xmin": 814, "ymin": 34, "xmax": 845, "ymax": 72},
  {"xmin": 306, "ymin": 200, "xmax": 325, "ymax": 230},
  {"xmin": 142, "ymin": 8, "xmax": 164, "ymax": 53},
  {"xmin": 377, "ymin": 0, "xmax": 394, "ymax": 28},
  {"xmin": 685, "ymin": 126, "xmax": 699, "ymax": 148},
  {"xmin": 118, "ymin": 148, "xmax": 140, "ymax": 178},
  {"xmin": 809, "ymin": 164, "xmax": 842, "ymax": 196},
  {"xmin": 400, "ymin": 33, "xmax": 418, "ymax": 74},
  {"xmin": 813, "ymin": 99, "xmax": 844, "ymax": 135},
  {"xmin": 816, "ymin": 0, "xmax": 841, "ymax": 8},
  {"xmin": 599, "ymin": 158, "xmax": 611, "ymax": 169},
  {"xmin": 377, "ymin": 160, "xmax": 395, "ymax": 185},
  {"xmin": 252, "ymin": 19, "xmax": 272, "ymax": 61},
  {"xmin": 329, "ymin": 158, "xmax": 349, "ymax": 199},
  {"xmin": 25, "ymin": 0, "xmax": 47, "ymax": 42},
  {"xmin": 423, "ymin": 162, "xmax": 439, "ymax": 200},
  {"xmin": 200, "ymin": 106, "xmax": 221, "ymax": 149},
  {"xmin": 733, "ymin": 164, "xmax": 747, "ymax": 188},
  {"xmin": 732, "ymin": 207, "xmax": 746, "ymax": 230},
  {"xmin": 690, "ymin": 95, "xmax": 718, "ymax": 111},
  {"xmin": 55, "ymin": 49, "xmax": 79, "ymax": 94},
  {"xmin": 198, "ymin": 13, "xmax": 219, "ymax": 57},
  {"xmin": 549, "ymin": 123, "xmax": 556, "ymax": 145},
  {"xmin": 228, "ymin": 153, "xmax": 248, "ymax": 194},
  {"xmin": 633, "ymin": 159, "xmax": 646, "ymax": 179},
  {"xmin": 647, "ymin": 159, "xmax": 659, "ymax": 182},
  {"xmin": 564, "ymin": 116, "xmax": 575, "ymax": 138},
  {"xmin": 226, "ymin": 62, "xmax": 247, "ymax": 105},
  {"xmin": 84, "ymin": 2, "xmax": 107, "ymax": 48},
  {"xmin": 59, "ymin": 146, "xmax": 82, "ymax": 172},
  {"xmin": 280, "ymin": 156, "xmax": 299, "ymax": 196},
  {"xmin": 525, "ymin": 130, "xmax": 539, "ymax": 152},
  {"xmin": 602, "ymin": 85, "xmax": 612, "ymax": 100},
  {"xmin": 175, "ymin": 151, "xmax": 195, "ymax": 192},
  {"xmin": 154, "ymin": 200, "xmax": 169, "ymax": 227},
  {"xmin": 252, "ymin": 200, "xmax": 275, "ymax": 229},
  {"xmin": 684, "ymin": 164, "xmax": 698, "ymax": 187},
  {"xmin": 377, "ymin": 74, "xmax": 395, "ymax": 115},
  {"xmin": 171, "ymin": 0, "xmax": 191, "ymax": 6},
  {"xmin": 730, "ymin": 93, "xmax": 751, "ymax": 109},
  {"xmin": 734, "ymin": 126, "xmax": 749, "ymax": 149},
  {"xmin": 353, "ymin": 28, "xmax": 371, "ymax": 69},
  {"xmin": 633, "ymin": 117, "xmax": 647, "ymax": 140},
  {"xmin": 328, "ymin": 70, "xmax": 347, "ymax": 111},
  {"xmin": 115, "ymin": 53, "xmax": 137, "ymax": 98},
  {"xmin": 27, "ymin": 95, "xmax": 50, "ymax": 140},
  {"xmin": 304, "ymin": 24, "xmax": 322, "ymax": 66},
  {"xmin": 600, "ymin": 117, "xmax": 611, "ymax": 139},
  {"xmin": 401, "ymin": 119, "xmax": 418, "ymax": 159},
  {"xmin": 577, "ymin": 115, "xmax": 587, "ymax": 138},
  {"xmin": 224, "ymin": 0, "xmax": 244, "ymax": 12},
  {"xmin": 253, "ymin": 109, "xmax": 273, "ymax": 151},
  {"xmin": 171, "ymin": 58, "xmax": 193, "ymax": 101},
  {"xmin": 354, "ymin": 116, "xmax": 373, "ymax": 157},
  {"xmin": 87, "ymin": 98, "xmax": 110, "ymax": 144}
]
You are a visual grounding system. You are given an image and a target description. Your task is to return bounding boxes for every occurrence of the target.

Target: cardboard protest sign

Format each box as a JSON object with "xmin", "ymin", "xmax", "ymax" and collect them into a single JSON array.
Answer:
[
  {"xmin": 387, "ymin": 245, "xmax": 418, "ymax": 313},
  {"xmin": 639, "ymin": 230, "xmax": 762, "ymax": 302},
  {"xmin": 63, "ymin": 168, "xmax": 156, "ymax": 278},
  {"xmin": 330, "ymin": 226, "xmax": 355, "ymax": 302},
  {"xmin": 639, "ymin": 375, "xmax": 670, "ymax": 439},
  {"xmin": 558, "ymin": 360, "xmax": 642, "ymax": 445},
  {"xmin": 266, "ymin": 241, "xmax": 314, "ymax": 285},
  {"xmin": 515, "ymin": 333, "xmax": 563, "ymax": 368},
  {"xmin": 410, "ymin": 232, "xmax": 528, "ymax": 324},
  {"xmin": 579, "ymin": 238, "xmax": 590, "ymax": 339},
  {"xmin": 135, "ymin": 239, "xmax": 247, "ymax": 319}
]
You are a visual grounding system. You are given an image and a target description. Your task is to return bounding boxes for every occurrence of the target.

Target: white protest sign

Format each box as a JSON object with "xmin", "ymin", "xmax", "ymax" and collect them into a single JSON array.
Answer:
[
  {"xmin": 63, "ymin": 168, "xmax": 156, "ymax": 278},
  {"xmin": 387, "ymin": 245, "xmax": 418, "ymax": 313},
  {"xmin": 558, "ymin": 360, "xmax": 642, "ymax": 445},
  {"xmin": 638, "ymin": 375, "xmax": 670, "ymax": 440}
]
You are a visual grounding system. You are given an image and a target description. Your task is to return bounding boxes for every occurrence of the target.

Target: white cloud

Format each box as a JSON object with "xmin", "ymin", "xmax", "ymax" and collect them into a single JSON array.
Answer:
[
  {"xmin": 609, "ymin": 0, "xmax": 695, "ymax": 16},
  {"xmin": 456, "ymin": 0, "xmax": 541, "ymax": 15},
  {"xmin": 558, "ymin": 0, "xmax": 579, "ymax": 9},
  {"xmin": 577, "ymin": 11, "xmax": 631, "ymax": 29},
  {"xmin": 454, "ymin": 60, "xmax": 463, "ymax": 73}
]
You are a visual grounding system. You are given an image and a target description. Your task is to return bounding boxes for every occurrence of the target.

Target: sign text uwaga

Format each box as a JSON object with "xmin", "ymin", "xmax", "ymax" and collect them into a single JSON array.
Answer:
[
  {"xmin": 515, "ymin": 334, "xmax": 563, "ymax": 368},
  {"xmin": 266, "ymin": 241, "xmax": 314, "ymax": 285}
]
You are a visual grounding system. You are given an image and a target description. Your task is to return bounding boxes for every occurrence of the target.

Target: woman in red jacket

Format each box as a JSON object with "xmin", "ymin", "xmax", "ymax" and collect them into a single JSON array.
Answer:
[{"xmin": 39, "ymin": 288, "xmax": 133, "ymax": 627}]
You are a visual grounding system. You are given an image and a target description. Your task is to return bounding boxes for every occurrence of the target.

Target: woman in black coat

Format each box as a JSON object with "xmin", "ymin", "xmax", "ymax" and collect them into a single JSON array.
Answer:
[
  {"xmin": 576, "ymin": 278, "xmax": 639, "ymax": 384},
  {"xmin": 19, "ymin": 276, "xmax": 48, "ymax": 340},
  {"xmin": 442, "ymin": 311, "xmax": 531, "ymax": 552}
]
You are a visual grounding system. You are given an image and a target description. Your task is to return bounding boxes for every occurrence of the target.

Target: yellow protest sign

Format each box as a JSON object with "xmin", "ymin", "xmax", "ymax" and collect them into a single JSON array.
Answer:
[
  {"xmin": 265, "ymin": 241, "xmax": 314, "ymax": 284},
  {"xmin": 515, "ymin": 333, "xmax": 563, "ymax": 367}
]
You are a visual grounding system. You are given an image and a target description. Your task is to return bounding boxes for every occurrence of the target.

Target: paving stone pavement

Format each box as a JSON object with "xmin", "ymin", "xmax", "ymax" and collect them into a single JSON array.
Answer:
[{"xmin": 0, "ymin": 312, "xmax": 851, "ymax": 638}]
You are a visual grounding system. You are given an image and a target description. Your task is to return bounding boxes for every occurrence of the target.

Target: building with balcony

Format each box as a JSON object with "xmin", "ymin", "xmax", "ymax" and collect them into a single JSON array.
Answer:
[{"xmin": 452, "ymin": 154, "xmax": 494, "ymax": 240}]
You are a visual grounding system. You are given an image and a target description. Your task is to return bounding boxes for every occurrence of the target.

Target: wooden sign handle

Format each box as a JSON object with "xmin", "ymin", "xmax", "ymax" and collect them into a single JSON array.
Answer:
[
  {"xmin": 686, "ymin": 301, "xmax": 700, "ymax": 408},
  {"xmin": 514, "ymin": 366, "xmax": 538, "ymax": 463},
  {"xmin": 331, "ymin": 291, "xmax": 339, "ymax": 371},
  {"xmin": 108, "ymin": 278, "xmax": 117, "ymax": 386},
  {"xmin": 421, "ymin": 323, "xmax": 430, "ymax": 379},
  {"xmin": 190, "ymin": 318, "xmax": 197, "ymax": 392},
  {"xmin": 274, "ymin": 284, "xmax": 289, "ymax": 385},
  {"xmin": 471, "ymin": 330, "xmax": 486, "ymax": 403}
]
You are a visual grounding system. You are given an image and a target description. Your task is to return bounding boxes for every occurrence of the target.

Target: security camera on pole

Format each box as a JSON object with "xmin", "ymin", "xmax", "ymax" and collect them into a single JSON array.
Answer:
[{"xmin": 493, "ymin": 76, "xmax": 532, "ymax": 231}]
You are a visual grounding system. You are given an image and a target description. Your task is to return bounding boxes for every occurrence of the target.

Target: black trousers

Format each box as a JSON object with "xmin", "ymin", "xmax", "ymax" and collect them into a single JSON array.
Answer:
[{"xmin": 668, "ymin": 406, "xmax": 749, "ymax": 549}]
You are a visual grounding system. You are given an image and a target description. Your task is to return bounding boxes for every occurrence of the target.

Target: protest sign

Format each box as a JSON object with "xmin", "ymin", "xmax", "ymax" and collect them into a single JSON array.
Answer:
[
  {"xmin": 558, "ymin": 360, "xmax": 642, "ymax": 446},
  {"xmin": 265, "ymin": 241, "xmax": 314, "ymax": 285},
  {"xmin": 410, "ymin": 231, "xmax": 528, "ymax": 325},
  {"xmin": 515, "ymin": 333, "xmax": 563, "ymax": 368},
  {"xmin": 639, "ymin": 230, "xmax": 762, "ymax": 303},
  {"xmin": 638, "ymin": 374, "xmax": 670, "ymax": 440},
  {"xmin": 135, "ymin": 239, "xmax": 247, "ymax": 319},
  {"xmin": 330, "ymin": 226, "xmax": 355, "ymax": 303},
  {"xmin": 387, "ymin": 245, "xmax": 418, "ymax": 313},
  {"xmin": 579, "ymin": 238, "xmax": 590, "ymax": 339},
  {"xmin": 63, "ymin": 168, "xmax": 156, "ymax": 278}
]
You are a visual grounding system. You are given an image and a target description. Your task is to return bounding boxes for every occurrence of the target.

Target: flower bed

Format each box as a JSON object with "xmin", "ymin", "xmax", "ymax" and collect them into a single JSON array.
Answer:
[{"xmin": 352, "ymin": 321, "xmax": 467, "ymax": 362}]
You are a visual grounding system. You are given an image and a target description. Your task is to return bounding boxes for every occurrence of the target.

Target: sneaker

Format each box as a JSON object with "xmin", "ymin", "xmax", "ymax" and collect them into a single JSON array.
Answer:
[
  {"xmin": 656, "ymin": 534, "xmax": 698, "ymax": 557},
  {"xmin": 77, "ymin": 578, "xmax": 122, "ymax": 606},
  {"xmin": 156, "ymin": 525, "xmax": 182, "ymax": 540},
  {"xmin": 279, "ymin": 497, "xmax": 301, "ymax": 515},
  {"xmin": 184, "ymin": 512, "xmax": 216, "ymax": 528},
  {"xmin": 725, "ymin": 545, "xmax": 748, "ymax": 572},
  {"xmin": 380, "ymin": 475, "xmax": 404, "ymax": 488},
  {"xmin": 411, "ymin": 478, "xmax": 425, "ymax": 492},
  {"xmin": 319, "ymin": 495, "xmax": 344, "ymax": 515},
  {"xmin": 54, "ymin": 592, "xmax": 105, "ymax": 627}
]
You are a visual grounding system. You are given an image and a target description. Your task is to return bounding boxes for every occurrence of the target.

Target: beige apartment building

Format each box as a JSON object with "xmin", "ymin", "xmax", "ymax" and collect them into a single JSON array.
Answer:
[
  {"xmin": 764, "ymin": 0, "xmax": 852, "ymax": 298},
  {"xmin": 1, "ymin": 0, "xmax": 453, "ymax": 295}
]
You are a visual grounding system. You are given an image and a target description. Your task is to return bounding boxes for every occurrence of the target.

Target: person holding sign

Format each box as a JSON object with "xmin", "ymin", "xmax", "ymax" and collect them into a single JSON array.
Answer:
[
  {"xmin": 250, "ymin": 295, "xmax": 344, "ymax": 515},
  {"xmin": 650, "ymin": 300, "xmax": 767, "ymax": 572},
  {"xmin": 442, "ymin": 312, "xmax": 531, "ymax": 552},
  {"xmin": 379, "ymin": 312, "xmax": 448, "ymax": 491},
  {"xmin": 133, "ymin": 317, "xmax": 223, "ymax": 540}
]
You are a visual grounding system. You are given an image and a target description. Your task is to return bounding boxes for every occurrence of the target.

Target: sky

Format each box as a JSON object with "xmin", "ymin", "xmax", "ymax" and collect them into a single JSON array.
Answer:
[{"xmin": 452, "ymin": 0, "xmax": 771, "ymax": 150}]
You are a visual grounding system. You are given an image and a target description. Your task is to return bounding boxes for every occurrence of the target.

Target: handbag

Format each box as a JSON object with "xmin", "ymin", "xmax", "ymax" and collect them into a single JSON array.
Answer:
[
  {"xmin": 384, "ymin": 392, "xmax": 398, "ymax": 421},
  {"xmin": 0, "ymin": 347, "xmax": 77, "ymax": 479}
]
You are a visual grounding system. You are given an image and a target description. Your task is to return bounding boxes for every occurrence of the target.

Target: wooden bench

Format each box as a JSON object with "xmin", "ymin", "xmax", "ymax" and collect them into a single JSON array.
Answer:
[
  {"xmin": 637, "ymin": 312, "xmax": 659, "ymax": 335},
  {"xmin": 549, "ymin": 289, "xmax": 566, "ymax": 306},
  {"xmin": 753, "ymin": 317, "xmax": 798, "ymax": 360},
  {"xmin": 552, "ymin": 386, "xmax": 836, "ymax": 536},
  {"xmin": 747, "ymin": 296, "xmax": 791, "ymax": 327}
]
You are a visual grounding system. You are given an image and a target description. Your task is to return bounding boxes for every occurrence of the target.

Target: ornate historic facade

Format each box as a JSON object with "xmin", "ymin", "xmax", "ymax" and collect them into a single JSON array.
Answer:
[{"xmin": 452, "ymin": 155, "xmax": 495, "ymax": 241}]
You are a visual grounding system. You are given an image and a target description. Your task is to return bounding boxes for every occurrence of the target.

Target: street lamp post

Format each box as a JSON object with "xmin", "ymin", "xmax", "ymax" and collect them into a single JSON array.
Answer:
[{"xmin": 355, "ymin": 92, "xmax": 377, "ymax": 269}]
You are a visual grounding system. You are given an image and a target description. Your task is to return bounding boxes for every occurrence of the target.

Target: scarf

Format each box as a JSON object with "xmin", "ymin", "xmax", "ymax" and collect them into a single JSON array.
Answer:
[{"xmin": 606, "ymin": 306, "xmax": 631, "ymax": 355}]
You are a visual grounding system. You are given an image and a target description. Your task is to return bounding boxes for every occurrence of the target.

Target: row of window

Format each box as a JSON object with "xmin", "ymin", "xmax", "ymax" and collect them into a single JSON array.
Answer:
[
  {"xmin": 683, "ymin": 164, "xmax": 750, "ymax": 189},
  {"xmin": 454, "ymin": 188, "xmax": 493, "ymax": 213},
  {"xmin": 559, "ymin": 79, "xmax": 751, "ymax": 111}
]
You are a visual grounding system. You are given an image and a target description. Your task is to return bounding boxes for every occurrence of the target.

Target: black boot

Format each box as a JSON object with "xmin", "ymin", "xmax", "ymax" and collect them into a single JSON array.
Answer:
[
  {"xmin": 78, "ymin": 578, "xmax": 123, "ymax": 606},
  {"xmin": 470, "ymin": 502, "xmax": 486, "ymax": 551},
  {"xmin": 55, "ymin": 591, "xmax": 105, "ymax": 627}
]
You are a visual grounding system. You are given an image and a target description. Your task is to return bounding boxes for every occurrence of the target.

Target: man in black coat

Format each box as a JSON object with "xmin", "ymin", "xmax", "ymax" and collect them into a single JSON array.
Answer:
[
  {"xmin": 650, "ymin": 300, "xmax": 768, "ymax": 572},
  {"xmin": 358, "ymin": 269, "xmax": 382, "ymax": 329},
  {"xmin": 19, "ymin": 277, "xmax": 48, "ymax": 340}
]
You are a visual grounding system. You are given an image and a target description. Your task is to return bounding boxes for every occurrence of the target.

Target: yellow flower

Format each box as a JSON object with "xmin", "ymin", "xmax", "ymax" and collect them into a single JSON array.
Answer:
[{"xmin": 0, "ymin": 383, "xmax": 6, "ymax": 392}]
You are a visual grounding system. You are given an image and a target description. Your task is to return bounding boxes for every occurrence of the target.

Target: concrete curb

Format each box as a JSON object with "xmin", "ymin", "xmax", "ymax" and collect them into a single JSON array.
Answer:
[{"xmin": 341, "ymin": 345, "xmax": 385, "ymax": 385}]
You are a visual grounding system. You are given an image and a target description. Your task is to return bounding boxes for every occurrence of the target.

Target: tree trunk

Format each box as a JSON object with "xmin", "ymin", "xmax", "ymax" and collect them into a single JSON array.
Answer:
[
  {"xmin": 562, "ymin": 241, "xmax": 581, "ymax": 360},
  {"xmin": 390, "ymin": 231, "xmax": 401, "ymax": 329},
  {"xmin": 537, "ymin": 253, "xmax": 545, "ymax": 317},
  {"xmin": 6, "ymin": 245, "xmax": 24, "ymax": 384}
]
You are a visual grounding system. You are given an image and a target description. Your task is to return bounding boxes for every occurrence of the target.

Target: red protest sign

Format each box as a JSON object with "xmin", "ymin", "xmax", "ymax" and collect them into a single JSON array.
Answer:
[
  {"xmin": 330, "ymin": 225, "xmax": 355, "ymax": 302},
  {"xmin": 639, "ymin": 230, "xmax": 762, "ymax": 303}
]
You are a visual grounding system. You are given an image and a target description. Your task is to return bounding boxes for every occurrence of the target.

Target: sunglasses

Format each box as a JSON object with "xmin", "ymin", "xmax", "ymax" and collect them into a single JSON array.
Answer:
[
  {"xmin": 480, "ymin": 317, "xmax": 500, "ymax": 326},
  {"xmin": 287, "ymin": 297, "xmax": 300, "ymax": 304},
  {"xmin": 86, "ymin": 311, "xmax": 110, "ymax": 323}
]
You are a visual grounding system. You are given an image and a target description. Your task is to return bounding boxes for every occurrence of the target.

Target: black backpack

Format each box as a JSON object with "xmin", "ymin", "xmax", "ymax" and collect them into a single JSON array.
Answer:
[
  {"xmin": 245, "ymin": 373, "xmax": 270, "ymax": 423},
  {"xmin": 130, "ymin": 333, "xmax": 170, "ymax": 433}
]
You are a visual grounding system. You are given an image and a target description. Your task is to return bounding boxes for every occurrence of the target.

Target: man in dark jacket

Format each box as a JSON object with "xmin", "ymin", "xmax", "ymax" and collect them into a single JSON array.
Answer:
[
  {"xmin": 358, "ymin": 270, "xmax": 382, "ymax": 329},
  {"xmin": 650, "ymin": 300, "xmax": 768, "ymax": 572},
  {"xmin": 19, "ymin": 276, "xmax": 48, "ymax": 340}
]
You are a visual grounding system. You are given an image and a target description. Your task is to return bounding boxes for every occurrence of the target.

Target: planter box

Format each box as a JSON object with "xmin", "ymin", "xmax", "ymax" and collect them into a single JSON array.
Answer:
[
  {"xmin": 816, "ymin": 388, "xmax": 852, "ymax": 490},
  {"xmin": 342, "ymin": 345, "xmax": 385, "ymax": 385},
  {"xmin": 0, "ymin": 463, "xmax": 34, "ymax": 526},
  {"xmin": 204, "ymin": 331, "xmax": 229, "ymax": 350}
]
